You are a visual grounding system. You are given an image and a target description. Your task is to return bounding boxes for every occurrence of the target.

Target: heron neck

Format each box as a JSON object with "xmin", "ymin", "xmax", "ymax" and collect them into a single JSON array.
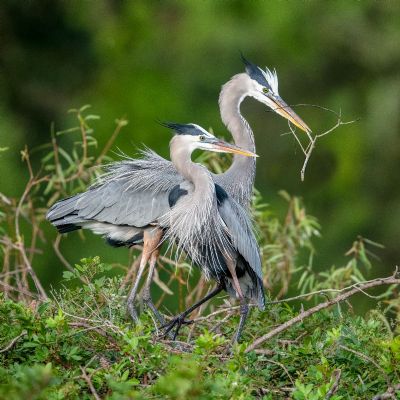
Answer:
[
  {"xmin": 218, "ymin": 73, "xmax": 256, "ymax": 206},
  {"xmin": 170, "ymin": 142, "xmax": 213, "ymax": 194}
]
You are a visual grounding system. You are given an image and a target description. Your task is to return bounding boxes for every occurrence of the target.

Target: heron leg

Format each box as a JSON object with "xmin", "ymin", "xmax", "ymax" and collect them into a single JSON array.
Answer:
[
  {"xmin": 127, "ymin": 251, "xmax": 150, "ymax": 323},
  {"xmin": 127, "ymin": 228, "xmax": 162, "ymax": 323},
  {"xmin": 161, "ymin": 284, "xmax": 224, "ymax": 339},
  {"xmin": 233, "ymin": 300, "xmax": 249, "ymax": 343},
  {"xmin": 142, "ymin": 249, "xmax": 166, "ymax": 325},
  {"xmin": 225, "ymin": 257, "xmax": 248, "ymax": 344}
]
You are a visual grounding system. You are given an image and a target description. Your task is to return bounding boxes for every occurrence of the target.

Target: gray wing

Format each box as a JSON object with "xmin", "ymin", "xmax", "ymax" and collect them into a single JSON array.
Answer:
[
  {"xmin": 47, "ymin": 149, "xmax": 184, "ymax": 229},
  {"xmin": 217, "ymin": 193, "xmax": 265, "ymax": 309},
  {"xmin": 218, "ymin": 197, "xmax": 262, "ymax": 281}
]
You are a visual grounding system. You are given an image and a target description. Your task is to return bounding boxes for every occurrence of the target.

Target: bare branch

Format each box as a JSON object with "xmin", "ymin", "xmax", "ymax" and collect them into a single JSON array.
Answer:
[
  {"xmin": 281, "ymin": 104, "xmax": 359, "ymax": 181},
  {"xmin": 0, "ymin": 281, "xmax": 38, "ymax": 299},
  {"xmin": 52, "ymin": 235, "xmax": 74, "ymax": 273},
  {"xmin": 267, "ymin": 272, "xmax": 400, "ymax": 305},
  {"xmin": 80, "ymin": 366, "xmax": 101, "ymax": 400},
  {"xmin": 0, "ymin": 192, "xmax": 11, "ymax": 205},
  {"xmin": 14, "ymin": 164, "xmax": 48, "ymax": 300},
  {"xmin": 96, "ymin": 118, "xmax": 128, "ymax": 164},
  {"xmin": 372, "ymin": 384, "xmax": 400, "ymax": 400},
  {"xmin": 245, "ymin": 270, "xmax": 400, "ymax": 353},
  {"xmin": 0, "ymin": 330, "xmax": 27, "ymax": 354},
  {"xmin": 326, "ymin": 369, "xmax": 342, "ymax": 399},
  {"xmin": 339, "ymin": 345, "xmax": 390, "ymax": 387}
]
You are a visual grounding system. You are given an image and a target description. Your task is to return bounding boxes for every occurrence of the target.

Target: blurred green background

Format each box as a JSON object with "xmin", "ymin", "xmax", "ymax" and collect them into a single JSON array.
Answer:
[{"xmin": 0, "ymin": 0, "xmax": 399, "ymax": 288}]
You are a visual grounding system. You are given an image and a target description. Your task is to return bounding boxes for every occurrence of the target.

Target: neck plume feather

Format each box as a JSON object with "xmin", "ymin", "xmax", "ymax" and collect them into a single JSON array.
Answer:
[{"xmin": 165, "ymin": 139, "xmax": 234, "ymax": 278}]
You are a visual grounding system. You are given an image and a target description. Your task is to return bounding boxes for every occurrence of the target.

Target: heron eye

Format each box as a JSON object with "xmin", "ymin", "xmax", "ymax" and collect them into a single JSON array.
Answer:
[
  {"xmin": 262, "ymin": 87, "xmax": 270, "ymax": 94},
  {"xmin": 199, "ymin": 135, "xmax": 205, "ymax": 141}
]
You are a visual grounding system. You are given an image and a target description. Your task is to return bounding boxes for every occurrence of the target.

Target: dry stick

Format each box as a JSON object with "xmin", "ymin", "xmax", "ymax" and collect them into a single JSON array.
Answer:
[
  {"xmin": 0, "ymin": 330, "xmax": 27, "ymax": 354},
  {"xmin": 96, "ymin": 119, "xmax": 127, "ymax": 165},
  {"xmin": 296, "ymin": 115, "xmax": 356, "ymax": 182},
  {"xmin": 372, "ymin": 384, "xmax": 400, "ymax": 400},
  {"xmin": 14, "ymin": 166, "xmax": 48, "ymax": 300},
  {"xmin": 0, "ymin": 268, "xmax": 27, "ymax": 279},
  {"xmin": 27, "ymin": 198, "xmax": 40, "ymax": 265},
  {"xmin": 0, "ymin": 192, "xmax": 11, "ymax": 205},
  {"xmin": 120, "ymin": 256, "xmax": 141, "ymax": 288},
  {"xmin": 338, "ymin": 344, "xmax": 391, "ymax": 387},
  {"xmin": 263, "ymin": 359, "xmax": 295, "ymax": 386},
  {"xmin": 281, "ymin": 104, "xmax": 358, "ymax": 181},
  {"xmin": 52, "ymin": 235, "xmax": 75, "ymax": 273},
  {"xmin": 152, "ymin": 267, "xmax": 174, "ymax": 295},
  {"xmin": 80, "ymin": 367, "xmax": 101, "ymax": 400},
  {"xmin": 0, "ymin": 281, "xmax": 39, "ymax": 298},
  {"xmin": 266, "ymin": 273, "xmax": 398, "ymax": 305},
  {"xmin": 68, "ymin": 322, "xmax": 120, "ymax": 347},
  {"xmin": 245, "ymin": 271, "xmax": 400, "ymax": 353},
  {"xmin": 326, "ymin": 369, "xmax": 342, "ymax": 400}
]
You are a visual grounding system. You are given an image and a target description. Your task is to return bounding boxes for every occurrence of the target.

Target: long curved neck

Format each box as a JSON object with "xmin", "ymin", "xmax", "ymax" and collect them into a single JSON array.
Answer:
[
  {"xmin": 170, "ymin": 140, "xmax": 213, "ymax": 201},
  {"xmin": 218, "ymin": 73, "xmax": 256, "ymax": 206}
]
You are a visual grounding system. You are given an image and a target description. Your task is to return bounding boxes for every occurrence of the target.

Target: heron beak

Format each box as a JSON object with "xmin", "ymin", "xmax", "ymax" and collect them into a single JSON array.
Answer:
[
  {"xmin": 211, "ymin": 140, "xmax": 258, "ymax": 157},
  {"xmin": 269, "ymin": 95, "xmax": 312, "ymax": 133}
]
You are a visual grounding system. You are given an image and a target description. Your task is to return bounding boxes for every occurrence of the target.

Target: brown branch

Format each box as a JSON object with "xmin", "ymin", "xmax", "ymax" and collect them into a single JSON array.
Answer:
[
  {"xmin": 0, "ymin": 192, "xmax": 11, "ymax": 205},
  {"xmin": 121, "ymin": 256, "xmax": 141, "ymax": 289},
  {"xmin": 267, "ymin": 273, "xmax": 398, "ymax": 305},
  {"xmin": 0, "ymin": 330, "xmax": 27, "ymax": 353},
  {"xmin": 80, "ymin": 366, "xmax": 101, "ymax": 400},
  {"xmin": 0, "ymin": 281, "xmax": 38, "ymax": 298},
  {"xmin": 372, "ymin": 384, "xmax": 400, "ymax": 400},
  {"xmin": 96, "ymin": 118, "xmax": 128, "ymax": 164},
  {"xmin": 338, "ymin": 344, "xmax": 391, "ymax": 387},
  {"xmin": 14, "ymin": 165, "xmax": 48, "ymax": 300},
  {"xmin": 326, "ymin": 369, "xmax": 342, "ymax": 399},
  {"xmin": 68, "ymin": 322, "xmax": 119, "ymax": 347},
  {"xmin": 245, "ymin": 271, "xmax": 400, "ymax": 353},
  {"xmin": 52, "ymin": 235, "xmax": 74, "ymax": 273},
  {"xmin": 262, "ymin": 358, "xmax": 295, "ymax": 386},
  {"xmin": 282, "ymin": 105, "xmax": 358, "ymax": 181}
]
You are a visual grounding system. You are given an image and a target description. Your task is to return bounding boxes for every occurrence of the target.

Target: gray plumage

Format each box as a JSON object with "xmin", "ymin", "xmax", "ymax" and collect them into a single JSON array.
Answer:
[{"xmin": 157, "ymin": 130, "xmax": 264, "ymax": 309}]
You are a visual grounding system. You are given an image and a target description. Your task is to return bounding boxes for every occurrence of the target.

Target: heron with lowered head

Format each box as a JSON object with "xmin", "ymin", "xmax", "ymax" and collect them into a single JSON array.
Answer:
[{"xmin": 46, "ymin": 56, "xmax": 310, "ymax": 329}]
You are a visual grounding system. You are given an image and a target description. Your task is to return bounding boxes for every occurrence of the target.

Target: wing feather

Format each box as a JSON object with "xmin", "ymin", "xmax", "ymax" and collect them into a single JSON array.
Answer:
[{"xmin": 47, "ymin": 150, "xmax": 183, "ymax": 229}]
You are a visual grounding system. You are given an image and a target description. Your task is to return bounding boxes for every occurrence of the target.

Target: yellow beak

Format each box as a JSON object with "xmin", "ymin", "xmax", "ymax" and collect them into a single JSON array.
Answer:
[
  {"xmin": 271, "ymin": 96, "xmax": 312, "ymax": 133},
  {"xmin": 211, "ymin": 140, "xmax": 258, "ymax": 157}
]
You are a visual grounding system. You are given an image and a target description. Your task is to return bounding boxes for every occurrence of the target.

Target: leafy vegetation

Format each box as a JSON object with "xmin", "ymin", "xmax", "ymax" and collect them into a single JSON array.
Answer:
[
  {"xmin": 1, "ymin": 108, "xmax": 399, "ymax": 399},
  {"xmin": 1, "ymin": 255, "xmax": 399, "ymax": 399}
]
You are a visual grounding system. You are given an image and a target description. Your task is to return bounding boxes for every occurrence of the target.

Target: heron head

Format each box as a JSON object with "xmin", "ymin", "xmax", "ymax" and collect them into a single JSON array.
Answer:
[
  {"xmin": 161, "ymin": 122, "xmax": 258, "ymax": 157},
  {"xmin": 241, "ymin": 55, "xmax": 311, "ymax": 133}
]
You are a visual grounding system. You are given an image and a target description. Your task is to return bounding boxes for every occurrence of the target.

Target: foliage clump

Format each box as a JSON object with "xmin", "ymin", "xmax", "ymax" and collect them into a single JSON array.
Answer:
[{"xmin": 0, "ymin": 257, "xmax": 399, "ymax": 399}]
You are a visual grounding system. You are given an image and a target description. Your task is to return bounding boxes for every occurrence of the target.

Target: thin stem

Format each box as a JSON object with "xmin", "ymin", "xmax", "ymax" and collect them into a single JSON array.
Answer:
[{"xmin": 245, "ymin": 270, "xmax": 400, "ymax": 353}]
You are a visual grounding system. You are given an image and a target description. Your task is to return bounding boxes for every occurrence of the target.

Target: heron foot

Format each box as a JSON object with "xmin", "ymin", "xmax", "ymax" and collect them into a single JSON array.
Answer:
[
  {"xmin": 127, "ymin": 300, "xmax": 140, "ymax": 324},
  {"xmin": 143, "ymin": 296, "xmax": 166, "ymax": 325},
  {"xmin": 232, "ymin": 302, "xmax": 249, "ymax": 344},
  {"xmin": 160, "ymin": 314, "xmax": 194, "ymax": 340}
]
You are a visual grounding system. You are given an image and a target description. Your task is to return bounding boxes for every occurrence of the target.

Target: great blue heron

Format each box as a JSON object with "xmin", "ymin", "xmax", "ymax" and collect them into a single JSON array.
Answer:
[
  {"xmin": 158, "ymin": 122, "xmax": 264, "ymax": 342},
  {"xmin": 47, "ymin": 56, "xmax": 310, "ymax": 324},
  {"xmin": 48, "ymin": 122, "xmax": 262, "ymax": 341}
]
